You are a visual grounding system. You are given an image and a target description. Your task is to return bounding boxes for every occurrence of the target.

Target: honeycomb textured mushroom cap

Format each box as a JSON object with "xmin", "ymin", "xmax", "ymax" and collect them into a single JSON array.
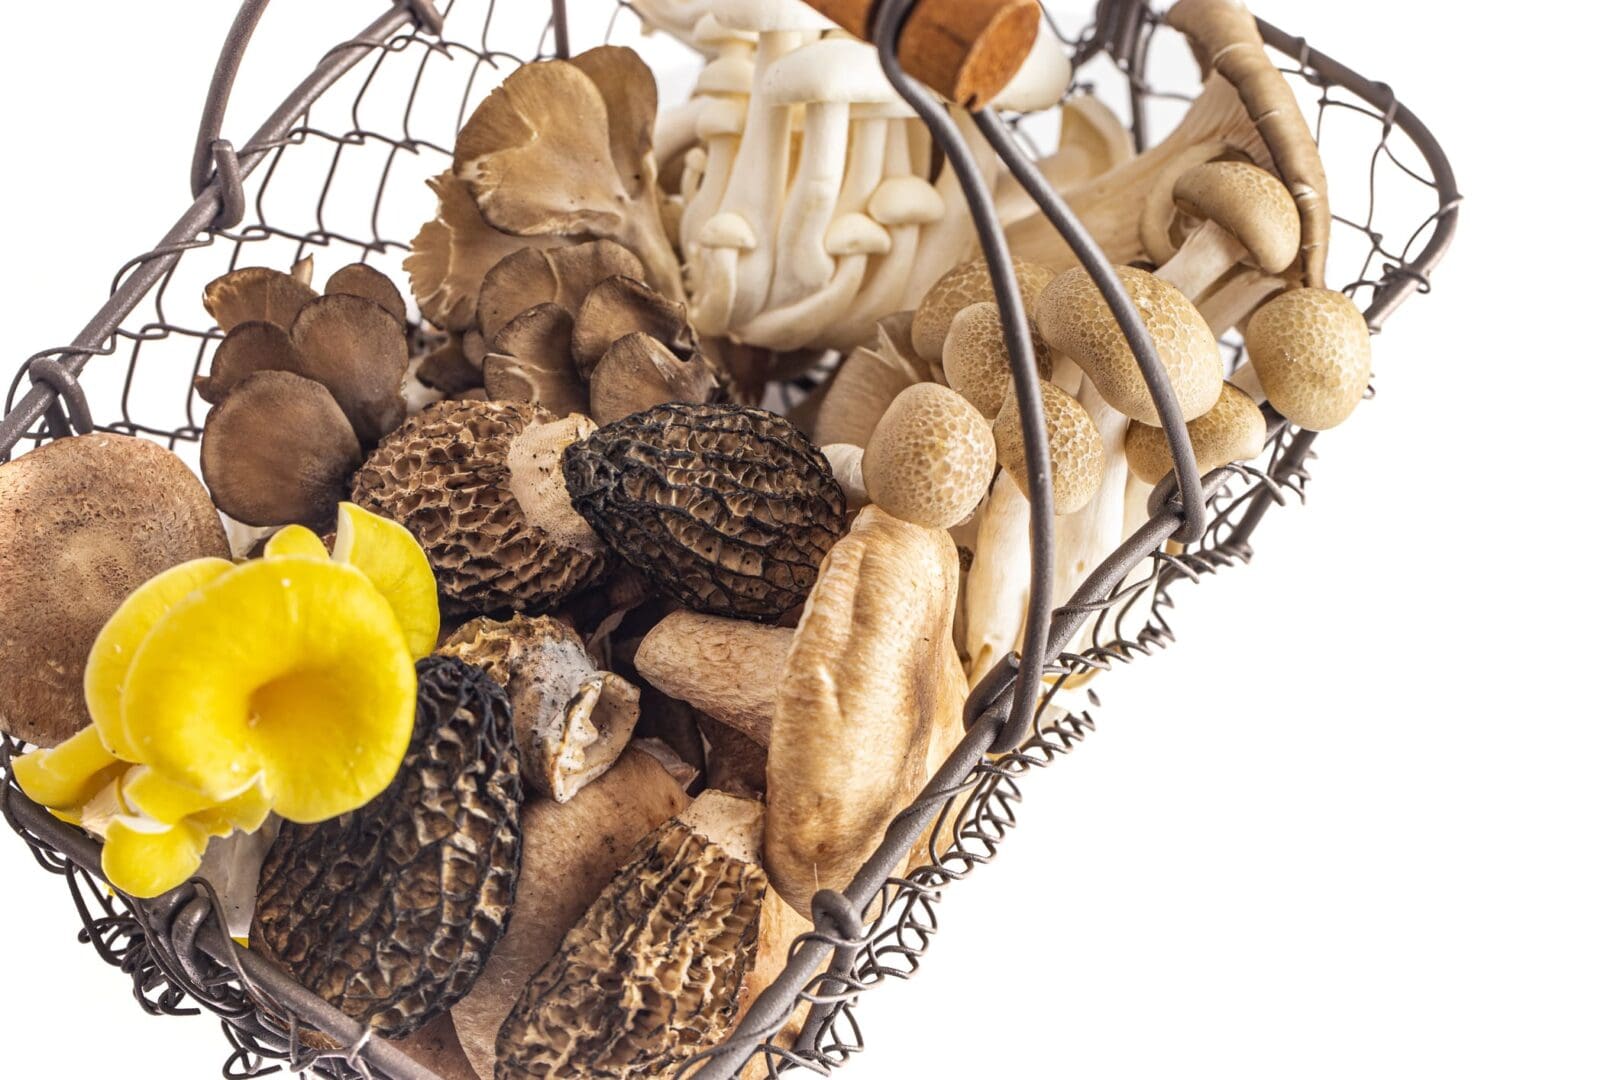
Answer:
[
  {"xmin": 1246, "ymin": 287, "xmax": 1372, "ymax": 430},
  {"xmin": 252, "ymin": 656, "xmax": 524, "ymax": 1039},
  {"xmin": 350, "ymin": 400, "xmax": 608, "ymax": 617},
  {"xmin": 862, "ymin": 383, "xmax": 997, "ymax": 529},
  {"xmin": 911, "ymin": 255, "xmax": 1055, "ymax": 364},
  {"xmin": 993, "ymin": 381, "xmax": 1106, "ymax": 515},
  {"xmin": 1124, "ymin": 380, "xmax": 1267, "ymax": 483},
  {"xmin": 941, "ymin": 299, "xmax": 1054, "ymax": 417},
  {"xmin": 0, "ymin": 434, "xmax": 229, "ymax": 747},
  {"xmin": 1172, "ymin": 160, "xmax": 1301, "ymax": 274},
  {"xmin": 1036, "ymin": 264, "xmax": 1223, "ymax": 425}
]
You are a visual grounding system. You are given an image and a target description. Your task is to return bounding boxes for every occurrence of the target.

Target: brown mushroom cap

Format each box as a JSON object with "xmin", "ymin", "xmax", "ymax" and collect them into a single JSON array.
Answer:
[
  {"xmin": 406, "ymin": 172, "xmax": 548, "ymax": 332},
  {"xmin": 911, "ymin": 255, "xmax": 1055, "ymax": 364},
  {"xmin": 1036, "ymin": 264, "xmax": 1223, "ymax": 425},
  {"xmin": 416, "ymin": 336, "xmax": 485, "ymax": 396},
  {"xmin": 203, "ymin": 266, "xmax": 319, "ymax": 333},
  {"xmin": 1172, "ymin": 160, "xmax": 1301, "ymax": 275},
  {"xmin": 1124, "ymin": 380, "xmax": 1267, "ymax": 484},
  {"xmin": 571, "ymin": 275, "xmax": 693, "ymax": 378},
  {"xmin": 545, "ymin": 239, "xmax": 648, "ymax": 316},
  {"xmin": 486, "ymin": 303, "xmax": 588, "ymax": 414},
  {"xmin": 201, "ymin": 370, "xmax": 363, "ymax": 529},
  {"xmin": 861, "ymin": 383, "xmax": 996, "ymax": 529},
  {"xmin": 195, "ymin": 321, "xmax": 304, "ymax": 405},
  {"xmin": 589, "ymin": 332, "xmax": 717, "ymax": 425},
  {"xmin": 288, "ymin": 293, "xmax": 410, "ymax": 445},
  {"xmin": 993, "ymin": 381, "xmax": 1106, "ymax": 515},
  {"xmin": 567, "ymin": 46, "xmax": 658, "ymax": 198},
  {"xmin": 325, "ymin": 262, "xmax": 409, "ymax": 325},
  {"xmin": 1245, "ymin": 287, "xmax": 1371, "ymax": 430},
  {"xmin": 0, "ymin": 434, "xmax": 230, "ymax": 747},
  {"xmin": 940, "ymin": 300, "xmax": 1054, "ymax": 417},
  {"xmin": 476, "ymin": 248, "xmax": 559, "ymax": 341}
]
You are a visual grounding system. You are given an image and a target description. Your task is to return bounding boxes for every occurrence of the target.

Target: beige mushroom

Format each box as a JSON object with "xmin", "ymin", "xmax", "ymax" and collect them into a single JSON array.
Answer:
[
  {"xmin": 571, "ymin": 275, "xmax": 694, "ymax": 379},
  {"xmin": 324, "ymin": 262, "xmax": 408, "ymax": 326},
  {"xmin": 1036, "ymin": 264, "xmax": 1223, "ymax": 425},
  {"xmin": 406, "ymin": 173, "xmax": 552, "ymax": 333},
  {"xmin": 1150, "ymin": 160, "xmax": 1300, "ymax": 304},
  {"xmin": 962, "ymin": 470, "xmax": 1032, "ymax": 688},
  {"xmin": 862, "ymin": 382, "xmax": 997, "ymax": 529},
  {"xmin": 818, "ymin": 442, "xmax": 870, "ymax": 509},
  {"xmin": 912, "ymin": 255, "xmax": 1055, "ymax": 367},
  {"xmin": 766, "ymin": 505, "xmax": 967, "ymax": 917},
  {"xmin": 1242, "ymin": 286, "xmax": 1371, "ymax": 430},
  {"xmin": 679, "ymin": 48, "xmax": 756, "ymax": 256},
  {"xmin": 698, "ymin": 714, "xmax": 768, "ymax": 800},
  {"xmin": 1124, "ymin": 380, "xmax": 1266, "ymax": 483},
  {"xmin": 202, "ymin": 265, "xmax": 318, "ymax": 333},
  {"xmin": 390, "ymin": 1015, "xmax": 480, "ymax": 1080},
  {"xmin": 812, "ymin": 315, "xmax": 930, "ymax": 448},
  {"xmin": 998, "ymin": 94, "xmax": 1134, "ymax": 224},
  {"xmin": 634, "ymin": 610, "xmax": 795, "ymax": 746},
  {"xmin": 940, "ymin": 299, "xmax": 1053, "ymax": 417},
  {"xmin": 588, "ymin": 332, "xmax": 717, "ymax": 424},
  {"xmin": 993, "ymin": 380, "xmax": 1106, "ymax": 515}
]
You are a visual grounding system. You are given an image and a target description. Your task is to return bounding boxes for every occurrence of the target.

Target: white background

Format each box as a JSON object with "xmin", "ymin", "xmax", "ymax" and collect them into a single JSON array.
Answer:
[{"xmin": 2, "ymin": 2, "xmax": 1616, "ymax": 1078}]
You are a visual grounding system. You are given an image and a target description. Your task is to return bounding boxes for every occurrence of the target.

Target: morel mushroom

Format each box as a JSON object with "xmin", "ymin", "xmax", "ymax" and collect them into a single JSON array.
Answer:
[
  {"xmin": 563, "ymin": 402, "xmax": 847, "ymax": 621},
  {"xmin": 351, "ymin": 400, "xmax": 609, "ymax": 616},
  {"xmin": 0, "ymin": 434, "xmax": 229, "ymax": 747},
  {"xmin": 439, "ymin": 614, "xmax": 639, "ymax": 802},
  {"xmin": 253, "ymin": 656, "xmax": 523, "ymax": 1038}
]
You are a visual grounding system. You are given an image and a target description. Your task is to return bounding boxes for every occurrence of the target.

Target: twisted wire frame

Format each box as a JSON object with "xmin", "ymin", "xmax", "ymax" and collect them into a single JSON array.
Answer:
[{"xmin": 0, "ymin": 0, "xmax": 1458, "ymax": 1077}]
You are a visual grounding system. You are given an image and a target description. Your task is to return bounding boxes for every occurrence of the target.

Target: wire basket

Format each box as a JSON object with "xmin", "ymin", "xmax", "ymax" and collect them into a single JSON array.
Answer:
[{"xmin": 0, "ymin": 0, "xmax": 1459, "ymax": 1077}]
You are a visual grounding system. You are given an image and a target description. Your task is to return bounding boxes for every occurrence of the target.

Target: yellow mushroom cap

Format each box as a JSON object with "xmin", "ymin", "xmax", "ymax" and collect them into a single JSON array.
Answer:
[
  {"xmin": 101, "ymin": 815, "xmax": 210, "ymax": 899},
  {"xmin": 11, "ymin": 725, "xmax": 121, "ymax": 810},
  {"xmin": 331, "ymin": 502, "xmax": 441, "ymax": 660},
  {"xmin": 1245, "ymin": 287, "xmax": 1372, "ymax": 431},
  {"xmin": 911, "ymin": 256, "xmax": 1054, "ymax": 364},
  {"xmin": 993, "ymin": 381, "xmax": 1105, "ymax": 515},
  {"xmin": 1172, "ymin": 161, "xmax": 1301, "ymax": 275},
  {"xmin": 940, "ymin": 300, "xmax": 1054, "ymax": 417},
  {"xmin": 861, "ymin": 383, "xmax": 997, "ymax": 529},
  {"xmin": 1035, "ymin": 264, "xmax": 1223, "ymax": 425},
  {"xmin": 1124, "ymin": 381, "xmax": 1268, "ymax": 484},
  {"xmin": 118, "ymin": 558, "xmax": 417, "ymax": 824}
]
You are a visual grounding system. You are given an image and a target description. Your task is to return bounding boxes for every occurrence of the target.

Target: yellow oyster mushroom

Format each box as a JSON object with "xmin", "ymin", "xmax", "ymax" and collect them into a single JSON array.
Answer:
[
  {"xmin": 12, "ymin": 725, "xmax": 122, "ymax": 809},
  {"xmin": 331, "ymin": 502, "xmax": 440, "ymax": 659},
  {"xmin": 189, "ymin": 777, "xmax": 274, "ymax": 837},
  {"xmin": 101, "ymin": 816, "xmax": 211, "ymax": 899},
  {"xmin": 119, "ymin": 558, "xmax": 417, "ymax": 824},
  {"xmin": 263, "ymin": 524, "xmax": 329, "ymax": 560},
  {"xmin": 120, "ymin": 765, "xmax": 271, "ymax": 829}
]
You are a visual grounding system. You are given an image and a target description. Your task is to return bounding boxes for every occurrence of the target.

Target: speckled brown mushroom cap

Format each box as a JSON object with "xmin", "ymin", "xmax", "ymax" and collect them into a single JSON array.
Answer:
[
  {"xmin": 861, "ymin": 382, "xmax": 997, "ymax": 529},
  {"xmin": 1036, "ymin": 264, "xmax": 1223, "ymax": 425},
  {"xmin": 1124, "ymin": 380, "xmax": 1267, "ymax": 483},
  {"xmin": 1245, "ymin": 287, "xmax": 1372, "ymax": 430},
  {"xmin": 1172, "ymin": 160, "xmax": 1301, "ymax": 275},
  {"xmin": 940, "ymin": 300, "xmax": 1054, "ymax": 417},
  {"xmin": 993, "ymin": 381, "xmax": 1105, "ymax": 515},
  {"xmin": 0, "ymin": 433, "xmax": 229, "ymax": 747},
  {"xmin": 350, "ymin": 399, "xmax": 608, "ymax": 616},
  {"xmin": 911, "ymin": 255, "xmax": 1055, "ymax": 364}
]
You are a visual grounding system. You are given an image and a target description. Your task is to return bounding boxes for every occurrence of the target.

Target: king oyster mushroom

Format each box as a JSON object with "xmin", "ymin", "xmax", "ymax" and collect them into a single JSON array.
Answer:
[
  {"xmin": 0, "ymin": 434, "xmax": 229, "ymax": 747},
  {"xmin": 633, "ymin": 609, "xmax": 795, "ymax": 747}
]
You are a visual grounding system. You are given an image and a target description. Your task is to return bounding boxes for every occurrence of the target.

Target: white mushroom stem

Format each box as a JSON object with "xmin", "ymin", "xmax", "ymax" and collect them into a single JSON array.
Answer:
[
  {"xmin": 768, "ymin": 97, "xmax": 851, "ymax": 307},
  {"xmin": 1153, "ymin": 221, "xmax": 1252, "ymax": 301},
  {"xmin": 654, "ymin": 98, "xmax": 705, "ymax": 177},
  {"xmin": 1050, "ymin": 377, "xmax": 1130, "ymax": 656},
  {"xmin": 902, "ymin": 108, "xmax": 1004, "ymax": 308},
  {"xmin": 736, "ymin": 212, "xmax": 888, "ymax": 349},
  {"xmin": 682, "ymin": 93, "xmax": 750, "ymax": 256},
  {"xmin": 1196, "ymin": 268, "xmax": 1286, "ymax": 336},
  {"xmin": 964, "ymin": 470, "xmax": 1031, "ymax": 689}
]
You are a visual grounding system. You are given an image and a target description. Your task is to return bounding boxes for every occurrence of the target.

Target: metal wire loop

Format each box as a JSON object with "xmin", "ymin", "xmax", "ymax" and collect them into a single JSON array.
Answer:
[
  {"xmin": 209, "ymin": 141, "xmax": 247, "ymax": 229},
  {"xmin": 24, "ymin": 357, "xmax": 95, "ymax": 435}
]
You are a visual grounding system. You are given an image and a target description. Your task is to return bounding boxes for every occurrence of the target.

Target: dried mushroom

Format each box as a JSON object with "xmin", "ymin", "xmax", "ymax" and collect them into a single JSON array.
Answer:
[
  {"xmin": 452, "ymin": 741, "xmax": 693, "ymax": 1080},
  {"xmin": 0, "ymin": 434, "xmax": 229, "ymax": 747},
  {"xmin": 563, "ymin": 402, "xmax": 846, "ymax": 621},
  {"xmin": 634, "ymin": 609, "xmax": 794, "ymax": 746},
  {"xmin": 440, "ymin": 614, "xmax": 639, "ymax": 802},
  {"xmin": 350, "ymin": 400, "xmax": 609, "ymax": 616},
  {"xmin": 494, "ymin": 790, "xmax": 774, "ymax": 1080},
  {"xmin": 253, "ymin": 656, "xmax": 523, "ymax": 1038}
]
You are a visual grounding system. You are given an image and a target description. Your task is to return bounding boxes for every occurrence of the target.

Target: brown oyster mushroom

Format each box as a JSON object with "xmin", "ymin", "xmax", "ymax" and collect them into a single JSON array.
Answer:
[
  {"xmin": 634, "ymin": 610, "xmax": 795, "ymax": 746},
  {"xmin": 288, "ymin": 293, "xmax": 411, "ymax": 445},
  {"xmin": 391, "ymin": 1014, "xmax": 480, "ymax": 1080},
  {"xmin": 202, "ymin": 370, "xmax": 363, "ymax": 529},
  {"xmin": 451, "ymin": 742, "xmax": 693, "ymax": 1080},
  {"xmin": 1124, "ymin": 379, "xmax": 1266, "ymax": 483},
  {"xmin": 484, "ymin": 303, "xmax": 588, "ymax": 415},
  {"xmin": 993, "ymin": 380, "xmax": 1106, "ymax": 515},
  {"xmin": 1244, "ymin": 286, "xmax": 1372, "ymax": 431},
  {"xmin": 766, "ymin": 506, "xmax": 968, "ymax": 917},
  {"xmin": 452, "ymin": 53, "xmax": 683, "ymax": 302},
  {"xmin": 571, "ymin": 275, "xmax": 694, "ymax": 378},
  {"xmin": 911, "ymin": 255, "xmax": 1055, "ymax": 364},
  {"xmin": 325, "ymin": 262, "xmax": 409, "ymax": 325},
  {"xmin": 862, "ymin": 383, "xmax": 997, "ymax": 529},
  {"xmin": 543, "ymin": 239, "xmax": 647, "ymax": 317},
  {"xmin": 202, "ymin": 265, "xmax": 318, "ymax": 333},
  {"xmin": 350, "ymin": 400, "xmax": 608, "ymax": 616},
  {"xmin": 440, "ymin": 614, "xmax": 640, "ymax": 802},
  {"xmin": 567, "ymin": 45, "xmax": 659, "ymax": 201},
  {"xmin": 0, "ymin": 434, "xmax": 229, "ymax": 747},
  {"xmin": 1036, "ymin": 264, "xmax": 1223, "ymax": 425},
  {"xmin": 416, "ymin": 336, "xmax": 485, "ymax": 396},
  {"xmin": 194, "ymin": 320, "xmax": 304, "ymax": 404},
  {"xmin": 941, "ymin": 299, "xmax": 1055, "ymax": 417},
  {"xmin": 588, "ymin": 331, "xmax": 717, "ymax": 424},
  {"xmin": 476, "ymin": 248, "xmax": 560, "ymax": 341},
  {"xmin": 406, "ymin": 172, "xmax": 551, "ymax": 333}
]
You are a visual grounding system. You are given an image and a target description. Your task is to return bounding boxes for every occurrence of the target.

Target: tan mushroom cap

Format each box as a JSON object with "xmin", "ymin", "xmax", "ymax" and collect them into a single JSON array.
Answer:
[
  {"xmin": 571, "ymin": 275, "xmax": 692, "ymax": 378},
  {"xmin": 324, "ymin": 262, "xmax": 408, "ymax": 325},
  {"xmin": 567, "ymin": 46, "xmax": 659, "ymax": 198},
  {"xmin": 195, "ymin": 320, "xmax": 304, "ymax": 404},
  {"xmin": 862, "ymin": 383, "xmax": 997, "ymax": 529},
  {"xmin": 1036, "ymin": 264, "xmax": 1223, "ymax": 425},
  {"xmin": 1245, "ymin": 287, "xmax": 1372, "ymax": 431},
  {"xmin": 589, "ymin": 332, "xmax": 716, "ymax": 425},
  {"xmin": 415, "ymin": 336, "xmax": 484, "ymax": 396},
  {"xmin": 203, "ymin": 266, "xmax": 319, "ymax": 333},
  {"xmin": 544, "ymin": 239, "xmax": 647, "ymax": 315},
  {"xmin": 201, "ymin": 370, "xmax": 363, "ymax": 529},
  {"xmin": 406, "ymin": 172, "xmax": 546, "ymax": 332},
  {"xmin": 766, "ymin": 505, "xmax": 967, "ymax": 917},
  {"xmin": 940, "ymin": 300, "xmax": 1054, "ymax": 417},
  {"xmin": 287, "ymin": 293, "xmax": 410, "ymax": 445},
  {"xmin": 0, "ymin": 433, "xmax": 230, "ymax": 747},
  {"xmin": 911, "ymin": 255, "xmax": 1055, "ymax": 364},
  {"xmin": 813, "ymin": 314, "xmax": 931, "ymax": 450},
  {"xmin": 476, "ymin": 248, "xmax": 558, "ymax": 341},
  {"xmin": 993, "ymin": 381, "xmax": 1106, "ymax": 515},
  {"xmin": 1172, "ymin": 160, "xmax": 1301, "ymax": 275},
  {"xmin": 486, "ymin": 303, "xmax": 588, "ymax": 415},
  {"xmin": 1124, "ymin": 380, "xmax": 1267, "ymax": 484}
]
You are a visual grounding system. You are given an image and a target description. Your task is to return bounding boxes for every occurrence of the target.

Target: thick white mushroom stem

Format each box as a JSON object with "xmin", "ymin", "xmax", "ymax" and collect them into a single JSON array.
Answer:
[
  {"xmin": 1050, "ymin": 378, "xmax": 1130, "ymax": 656},
  {"xmin": 769, "ymin": 98, "xmax": 850, "ymax": 306},
  {"xmin": 963, "ymin": 470, "xmax": 1031, "ymax": 689},
  {"xmin": 736, "ymin": 212, "xmax": 889, "ymax": 349},
  {"xmin": 1195, "ymin": 267, "xmax": 1285, "ymax": 336},
  {"xmin": 1154, "ymin": 221, "xmax": 1251, "ymax": 301},
  {"xmin": 680, "ymin": 55, "xmax": 754, "ymax": 257}
]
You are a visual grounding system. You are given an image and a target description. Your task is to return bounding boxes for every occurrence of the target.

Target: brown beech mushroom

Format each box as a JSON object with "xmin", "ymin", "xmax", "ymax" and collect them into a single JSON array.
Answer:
[
  {"xmin": 862, "ymin": 382, "xmax": 997, "ymax": 529},
  {"xmin": 1149, "ymin": 160, "xmax": 1300, "ymax": 303},
  {"xmin": 940, "ymin": 299, "xmax": 1054, "ymax": 416},
  {"xmin": 1241, "ymin": 287, "xmax": 1372, "ymax": 430},
  {"xmin": 993, "ymin": 380, "xmax": 1106, "ymax": 515},
  {"xmin": 440, "ymin": 615, "xmax": 639, "ymax": 802},
  {"xmin": 634, "ymin": 609, "xmax": 795, "ymax": 745},
  {"xmin": 0, "ymin": 434, "xmax": 230, "ymax": 747},
  {"xmin": 202, "ymin": 265, "xmax": 318, "ymax": 333},
  {"xmin": 911, "ymin": 255, "xmax": 1055, "ymax": 366},
  {"xmin": 1036, "ymin": 264, "xmax": 1223, "ymax": 426},
  {"xmin": 767, "ymin": 505, "xmax": 968, "ymax": 917},
  {"xmin": 1124, "ymin": 380, "xmax": 1266, "ymax": 483},
  {"xmin": 452, "ymin": 741, "xmax": 694, "ymax": 1080}
]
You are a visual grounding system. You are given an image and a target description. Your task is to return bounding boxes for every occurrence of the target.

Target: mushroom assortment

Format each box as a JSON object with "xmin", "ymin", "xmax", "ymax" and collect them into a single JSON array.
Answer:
[{"xmin": 0, "ymin": 0, "xmax": 1383, "ymax": 1072}]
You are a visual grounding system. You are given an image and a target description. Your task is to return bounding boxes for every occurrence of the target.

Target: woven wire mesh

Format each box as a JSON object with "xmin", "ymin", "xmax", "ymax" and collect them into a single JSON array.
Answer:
[{"xmin": 0, "ymin": 1, "xmax": 1456, "ymax": 1077}]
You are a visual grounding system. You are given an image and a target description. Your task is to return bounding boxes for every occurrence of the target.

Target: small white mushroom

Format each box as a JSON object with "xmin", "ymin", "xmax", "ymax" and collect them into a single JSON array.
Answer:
[{"xmin": 679, "ymin": 53, "xmax": 756, "ymax": 257}]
